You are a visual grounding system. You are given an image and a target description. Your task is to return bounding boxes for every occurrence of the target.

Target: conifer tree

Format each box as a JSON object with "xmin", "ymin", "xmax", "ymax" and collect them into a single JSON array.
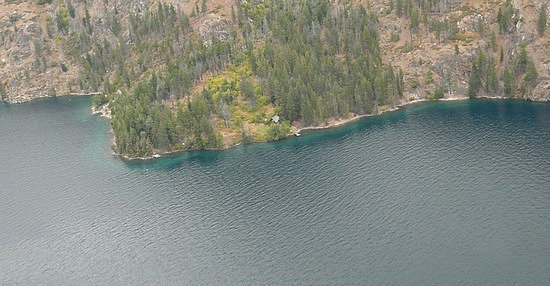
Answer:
[
  {"xmin": 537, "ymin": 4, "xmax": 547, "ymax": 36},
  {"xmin": 503, "ymin": 67, "xmax": 514, "ymax": 97},
  {"xmin": 467, "ymin": 61, "xmax": 481, "ymax": 99}
]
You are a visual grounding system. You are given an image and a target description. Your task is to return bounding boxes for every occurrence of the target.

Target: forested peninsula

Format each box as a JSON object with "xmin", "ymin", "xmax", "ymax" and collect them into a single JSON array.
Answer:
[{"xmin": 1, "ymin": 0, "xmax": 548, "ymax": 158}]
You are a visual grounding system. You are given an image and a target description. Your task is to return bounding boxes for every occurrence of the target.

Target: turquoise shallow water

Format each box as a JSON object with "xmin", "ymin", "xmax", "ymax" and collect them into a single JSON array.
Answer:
[{"xmin": 0, "ymin": 97, "xmax": 549, "ymax": 285}]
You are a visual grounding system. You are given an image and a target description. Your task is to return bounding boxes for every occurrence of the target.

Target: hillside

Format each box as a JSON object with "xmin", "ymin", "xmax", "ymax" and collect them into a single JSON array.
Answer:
[{"xmin": 1, "ymin": 0, "xmax": 548, "ymax": 158}]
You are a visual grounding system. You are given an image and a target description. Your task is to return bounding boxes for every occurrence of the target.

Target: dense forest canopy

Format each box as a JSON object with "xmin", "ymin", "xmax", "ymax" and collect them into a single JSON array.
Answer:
[{"xmin": 79, "ymin": 0, "xmax": 404, "ymax": 157}]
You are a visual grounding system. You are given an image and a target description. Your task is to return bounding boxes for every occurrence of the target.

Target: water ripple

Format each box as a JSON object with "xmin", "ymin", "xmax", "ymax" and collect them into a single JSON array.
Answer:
[{"xmin": 1, "ymin": 99, "xmax": 549, "ymax": 284}]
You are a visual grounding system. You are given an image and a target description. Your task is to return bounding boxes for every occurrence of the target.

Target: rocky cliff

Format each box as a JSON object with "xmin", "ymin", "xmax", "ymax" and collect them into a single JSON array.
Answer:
[{"xmin": 0, "ymin": 0, "xmax": 548, "ymax": 103}]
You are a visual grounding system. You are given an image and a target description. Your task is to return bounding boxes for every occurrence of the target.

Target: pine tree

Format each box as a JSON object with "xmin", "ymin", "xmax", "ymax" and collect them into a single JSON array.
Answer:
[
  {"xmin": 231, "ymin": 6, "xmax": 236, "ymax": 24},
  {"xmin": 523, "ymin": 61, "xmax": 538, "ymax": 88},
  {"xmin": 467, "ymin": 61, "xmax": 481, "ymax": 99},
  {"xmin": 538, "ymin": 4, "xmax": 547, "ymax": 36},
  {"xmin": 201, "ymin": 0, "xmax": 208, "ymax": 13},
  {"xmin": 397, "ymin": 0, "xmax": 403, "ymax": 17},
  {"xmin": 516, "ymin": 46, "xmax": 529, "ymax": 74},
  {"xmin": 410, "ymin": 7, "xmax": 420, "ymax": 35},
  {"xmin": 0, "ymin": 81, "xmax": 7, "ymax": 102},
  {"xmin": 503, "ymin": 67, "xmax": 514, "ymax": 97},
  {"xmin": 66, "ymin": 0, "xmax": 75, "ymax": 18}
]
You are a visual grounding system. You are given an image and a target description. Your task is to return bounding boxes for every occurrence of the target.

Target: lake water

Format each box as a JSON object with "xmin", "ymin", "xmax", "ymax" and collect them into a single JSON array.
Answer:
[{"xmin": 1, "ymin": 97, "xmax": 548, "ymax": 285}]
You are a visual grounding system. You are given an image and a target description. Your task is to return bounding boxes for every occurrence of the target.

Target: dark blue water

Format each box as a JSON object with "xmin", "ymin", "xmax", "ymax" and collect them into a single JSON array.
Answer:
[{"xmin": 1, "ymin": 98, "xmax": 549, "ymax": 285}]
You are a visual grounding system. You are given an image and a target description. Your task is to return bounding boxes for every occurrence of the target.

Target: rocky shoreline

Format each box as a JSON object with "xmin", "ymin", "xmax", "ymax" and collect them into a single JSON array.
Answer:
[
  {"xmin": 3, "ymin": 92, "xmax": 102, "ymax": 105},
  {"xmin": 3, "ymin": 91, "xmax": 546, "ymax": 161},
  {"xmin": 91, "ymin": 102, "xmax": 111, "ymax": 119},
  {"xmin": 113, "ymin": 95, "xmax": 548, "ymax": 161},
  {"xmin": 292, "ymin": 94, "xmax": 549, "ymax": 136},
  {"xmin": 4, "ymin": 92, "xmax": 547, "ymax": 162}
]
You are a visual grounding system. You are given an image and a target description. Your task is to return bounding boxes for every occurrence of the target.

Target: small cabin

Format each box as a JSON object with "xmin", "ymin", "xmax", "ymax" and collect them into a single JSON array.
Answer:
[{"xmin": 271, "ymin": 115, "xmax": 280, "ymax": 124}]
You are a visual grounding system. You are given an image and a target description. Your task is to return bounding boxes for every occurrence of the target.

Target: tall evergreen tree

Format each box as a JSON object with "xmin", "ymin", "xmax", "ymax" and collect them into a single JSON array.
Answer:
[
  {"xmin": 467, "ymin": 61, "xmax": 481, "ymax": 99},
  {"xmin": 537, "ymin": 4, "xmax": 547, "ymax": 36},
  {"xmin": 503, "ymin": 67, "xmax": 514, "ymax": 97}
]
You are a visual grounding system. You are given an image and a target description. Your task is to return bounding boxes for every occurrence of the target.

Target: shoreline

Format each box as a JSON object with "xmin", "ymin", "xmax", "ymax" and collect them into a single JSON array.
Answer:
[
  {"xmin": 91, "ymin": 102, "xmax": 112, "ymax": 119},
  {"xmin": 3, "ymin": 92, "xmax": 101, "ymax": 105},
  {"xmin": 7, "ymin": 93, "xmax": 546, "ymax": 162},
  {"xmin": 294, "ymin": 98, "xmax": 431, "ymax": 134},
  {"xmin": 117, "ymin": 95, "xmax": 548, "ymax": 162},
  {"xmin": 293, "ymin": 96, "xmax": 469, "ymax": 134}
]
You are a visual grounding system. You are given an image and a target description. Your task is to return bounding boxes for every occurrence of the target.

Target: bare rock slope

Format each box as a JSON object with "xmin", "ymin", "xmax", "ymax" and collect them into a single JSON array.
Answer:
[{"xmin": 1, "ymin": 0, "xmax": 548, "ymax": 103}]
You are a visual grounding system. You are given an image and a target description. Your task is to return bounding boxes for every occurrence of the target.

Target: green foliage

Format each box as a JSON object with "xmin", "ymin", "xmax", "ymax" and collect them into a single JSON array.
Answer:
[
  {"xmin": 241, "ymin": 131, "xmax": 251, "ymax": 144},
  {"xmin": 56, "ymin": 3, "xmax": 70, "ymax": 32},
  {"xmin": 424, "ymin": 70, "xmax": 433, "ymax": 84},
  {"xmin": 92, "ymin": 93, "xmax": 108, "ymax": 109},
  {"xmin": 266, "ymin": 122, "xmax": 291, "ymax": 141},
  {"xmin": 67, "ymin": 0, "xmax": 75, "ymax": 18},
  {"xmin": 109, "ymin": 74, "xmax": 225, "ymax": 157},
  {"xmin": 516, "ymin": 46, "xmax": 529, "ymax": 74},
  {"xmin": 433, "ymin": 86, "xmax": 446, "ymax": 99},
  {"xmin": 468, "ymin": 49, "xmax": 499, "ymax": 98},
  {"xmin": 48, "ymin": 87, "xmax": 57, "ymax": 97},
  {"xmin": 523, "ymin": 61, "xmax": 538, "ymax": 88},
  {"xmin": 410, "ymin": 78, "xmax": 419, "ymax": 89},
  {"xmin": 201, "ymin": 0, "xmax": 208, "ymax": 13},
  {"xmin": 430, "ymin": 19, "xmax": 450, "ymax": 43},
  {"xmin": 397, "ymin": 0, "xmax": 403, "ymax": 17},
  {"xmin": 410, "ymin": 7, "xmax": 419, "ymax": 31},
  {"xmin": 497, "ymin": 0, "xmax": 515, "ymax": 34},
  {"xmin": 83, "ymin": 7, "xmax": 91, "ymax": 33},
  {"xmin": 538, "ymin": 5, "xmax": 547, "ymax": 36},
  {"xmin": 111, "ymin": 80, "xmax": 178, "ymax": 157},
  {"xmin": 257, "ymin": 96, "xmax": 270, "ymax": 107},
  {"xmin": 56, "ymin": 0, "xmax": 408, "ymax": 156},
  {"xmin": 249, "ymin": 1, "xmax": 401, "ymax": 123},
  {"xmin": 484, "ymin": 57, "xmax": 498, "ymax": 96},
  {"xmin": 477, "ymin": 18, "xmax": 484, "ymax": 35},
  {"xmin": 509, "ymin": 45, "xmax": 538, "ymax": 96},
  {"xmin": 391, "ymin": 33, "xmax": 400, "ymax": 42},
  {"xmin": 467, "ymin": 61, "xmax": 480, "ymax": 99},
  {"xmin": 239, "ymin": 76, "xmax": 255, "ymax": 107},
  {"xmin": 488, "ymin": 31, "xmax": 497, "ymax": 52},
  {"xmin": 0, "ymin": 81, "xmax": 7, "ymax": 102},
  {"xmin": 181, "ymin": 95, "xmax": 222, "ymax": 150},
  {"xmin": 503, "ymin": 67, "xmax": 514, "ymax": 97}
]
